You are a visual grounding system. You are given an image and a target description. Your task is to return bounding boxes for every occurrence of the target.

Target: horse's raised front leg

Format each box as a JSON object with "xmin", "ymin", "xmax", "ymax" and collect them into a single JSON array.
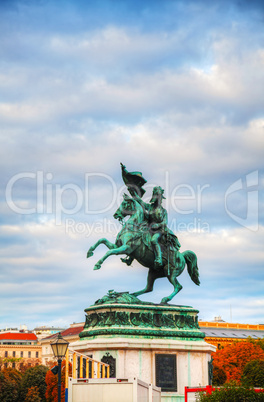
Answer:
[
  {"xmin": 94, "ymin": 244, "xmax": 131, "ymax": 270},
  {"xmin": 87, "ymin": 238, "xmax": 116, "ymax": 258},
  {"xmin": 161, "ymin": 272, "xmax": 182, "ymax": 304},
  {"xmin": 132, "ymin": 270, "xmax": 163, "ymax": 297}
]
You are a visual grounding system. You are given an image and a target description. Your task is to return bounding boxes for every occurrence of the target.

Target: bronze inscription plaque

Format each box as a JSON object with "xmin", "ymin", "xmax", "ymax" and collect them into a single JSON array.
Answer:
[{"xmin": 155, "ymin": 354, "xmax": 177, "ymax": 392}]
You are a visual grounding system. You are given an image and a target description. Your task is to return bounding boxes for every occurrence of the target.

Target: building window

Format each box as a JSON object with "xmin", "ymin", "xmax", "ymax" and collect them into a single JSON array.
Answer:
[
  {"xmin": 4, "ymin": 363, "xmax": 8, "ymax": 368},
  {"xmin": 5, "ymin": 351, "xmax": 8, "ymax": 357},
  {"xmin": 12, "ymin": 362, "xmax": 16, "ymax": 368},
  {"xmin": 155, "ymin": 354, "xmax": 177, "ymax": 392},
  {"xmin": 36, "ymin": 351, "xmax": 39, "ymax": 358},
  {"xmin": 13, "ymin": 351, "xmax": 16, "ymax": 357},
  {"xmin": 20, "ymin": 351, "xmax": 23, "ymax": 358},
  {"xmin": 28, "ymin": 351, "xmax": 31, "ymax": 358}
]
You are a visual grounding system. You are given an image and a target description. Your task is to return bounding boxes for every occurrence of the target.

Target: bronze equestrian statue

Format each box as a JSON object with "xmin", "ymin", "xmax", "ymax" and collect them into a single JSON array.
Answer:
[{"xmin": 87, "ymin": 164, "xmax": 200, "ymax": 304}]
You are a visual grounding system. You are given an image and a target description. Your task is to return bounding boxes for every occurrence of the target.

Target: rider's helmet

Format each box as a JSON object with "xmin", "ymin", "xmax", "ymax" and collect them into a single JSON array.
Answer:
[{"xmin": 150, "ymin": 186, "xmax": 166, "ymax": 203}]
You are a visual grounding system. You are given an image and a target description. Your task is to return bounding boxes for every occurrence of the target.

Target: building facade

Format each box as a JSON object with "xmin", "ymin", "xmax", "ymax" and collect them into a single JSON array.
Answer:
[
  {"xmin": 199, "ymin": 319, "xmax": 264, "ymax": 349},
  {"xmin": 33, "ymin": 325, "xmax": 66, "ymax": 340},
  {"xmin": 40, "ymin": 322, "xmax": 84, "ymax": 365},
  {"xmin": 0, "ymin": 331, "xmax": 41, "ymax": 370}
]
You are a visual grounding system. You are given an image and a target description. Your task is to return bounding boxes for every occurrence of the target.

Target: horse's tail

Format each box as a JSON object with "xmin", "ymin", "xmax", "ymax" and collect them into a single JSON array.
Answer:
[{"xmin": 183, "ymin": 250, "xmax": 200, "ymax": 286}]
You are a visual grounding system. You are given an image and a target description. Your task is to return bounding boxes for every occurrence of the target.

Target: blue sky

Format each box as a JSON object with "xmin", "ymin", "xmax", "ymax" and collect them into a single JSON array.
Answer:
[{"xmin": 0, "ymin": 0, "xmax": 263, "ymax": 330}]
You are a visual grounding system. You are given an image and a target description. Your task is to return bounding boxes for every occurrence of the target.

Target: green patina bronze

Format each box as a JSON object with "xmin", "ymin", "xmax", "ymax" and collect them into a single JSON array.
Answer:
[
  {"xmin": 87, "ymin": 163, "xmax": 200, "ymax": 304},
  {"xmin": 79, "ymin": 292, "xmax": 205, "ymax": 340},
  {"xmin": 94, "ymin": 290, "xmax": 151, "ymax": 305}
]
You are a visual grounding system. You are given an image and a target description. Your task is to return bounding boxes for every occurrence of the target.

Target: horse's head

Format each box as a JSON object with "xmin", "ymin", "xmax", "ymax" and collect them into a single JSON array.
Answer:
[{"xmin": 113, "ymin": 194, "xmax": 136, "ymax": 223}]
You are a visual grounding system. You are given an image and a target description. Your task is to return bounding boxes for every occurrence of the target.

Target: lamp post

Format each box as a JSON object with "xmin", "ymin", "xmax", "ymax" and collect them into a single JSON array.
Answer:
[{"xmin": 50, "ymin": 332, "xmax": 69, "ymax": 402}]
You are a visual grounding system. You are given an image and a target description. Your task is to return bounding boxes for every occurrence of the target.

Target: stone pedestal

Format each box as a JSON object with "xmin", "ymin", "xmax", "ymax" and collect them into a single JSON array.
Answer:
[{"xmin": 71, "ymin": 296, "xmax": 215, "ymax": 402}]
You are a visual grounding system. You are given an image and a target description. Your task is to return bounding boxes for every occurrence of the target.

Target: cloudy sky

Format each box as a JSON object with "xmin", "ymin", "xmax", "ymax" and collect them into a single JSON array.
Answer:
[{"xmin": 0, "ymin": 0, "xmax": 263, "ymax": 331}]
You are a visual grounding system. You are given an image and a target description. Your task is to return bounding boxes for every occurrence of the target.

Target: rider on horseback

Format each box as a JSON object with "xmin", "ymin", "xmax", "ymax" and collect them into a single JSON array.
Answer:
[
  {"xmin": 125, "ymin": 186, "xmax": 181, "ymax": 269},
  {"xmin": 120, "ymin": 163, "xmax": 180, "ymax": 269},
  {"xmin": 147, "ymin": 186, "xmax": 168, "ymax": 267}
]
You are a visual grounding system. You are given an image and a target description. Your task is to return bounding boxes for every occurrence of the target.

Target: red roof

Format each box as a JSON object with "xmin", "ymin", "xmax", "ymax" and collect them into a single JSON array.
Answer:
[
  {"xmin": 42, "ymin": 325, "xmax": 84, "ymax": 341},
  {"xmin": 0, "ymin": 332, "xmax": 37, "ymax": 341},
  {"xmin": 61, "ymin": 326, "xmax": 84, "ymax": 337}
]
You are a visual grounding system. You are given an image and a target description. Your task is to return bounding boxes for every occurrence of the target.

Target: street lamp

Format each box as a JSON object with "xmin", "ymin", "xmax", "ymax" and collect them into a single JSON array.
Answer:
[{"xmin": 50, "ymin": 332, "xmax": 69, "ymax": 402}]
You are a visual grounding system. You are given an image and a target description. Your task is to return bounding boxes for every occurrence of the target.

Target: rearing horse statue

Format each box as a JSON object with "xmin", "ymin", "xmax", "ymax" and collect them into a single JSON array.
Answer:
[{"xmin": 87, "ymin": 194, "xmax": 200, "ymax": 304}]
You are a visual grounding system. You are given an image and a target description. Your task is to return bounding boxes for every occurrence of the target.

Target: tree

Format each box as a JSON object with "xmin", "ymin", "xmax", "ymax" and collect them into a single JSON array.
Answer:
[
  {"xmin": 19, "ymin": 359, "xmax": 42, "ymax": 374},
  {"xmin": 196, "ymin": 382, "xmax": 264, "ymax": 401},
  {"xmin": 45, "ymin": 360, "xmax": 72, "ymax": 402},
  {"xmin": 0, "ymin": 368, "xmax": 22, "ymax": 402},
  {"xmin": 212, "ymin": 365, "xmax": 226, "ymax": 386},
  {"xmin": 24, "ymin": 386, "xmax": 42, "ymax": 402},
  {"xmin": 1, "ymin": 367, "xmax": 22, "ymax": 385},
  {"xmin": 0, "ymin": 371, "xmax": 17, "ymax": 402},
  {"xmin": 256, "ymin": 339, "xmax": 264, "ymax": 351},
  {"xmin": 212, "ymin": 341, "xmax": 264, "ymax": 383},
  {"xmin": 19, "ymin": 364, "xmax": 48, "ymax": 402},
  {"xmin": 242, "ymin": 359, "xmax": 264, "ymax": 388},
  {"xmin": 248, "ymin": 337, "xmax": 264, "ymax": 352}
]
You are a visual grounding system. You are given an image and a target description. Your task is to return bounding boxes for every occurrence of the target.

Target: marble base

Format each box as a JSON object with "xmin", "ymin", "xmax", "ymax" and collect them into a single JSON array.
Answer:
[
  {"xmin": 71, "ymin": 336, "xmax": 214, "ymax": 401},
  {"xmin": 71, "ymin": 301, "xmax": 215, "ymax": 401}
]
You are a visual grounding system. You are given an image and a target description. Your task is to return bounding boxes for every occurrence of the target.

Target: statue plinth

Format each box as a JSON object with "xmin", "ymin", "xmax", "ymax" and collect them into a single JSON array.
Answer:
[
  {"xmin": 79, "ymin": 291, "xmax": 205, "ymax": 341},
  {"xmin": 71, "ymin": 293, "xmax": 214, "ymax": 399}
]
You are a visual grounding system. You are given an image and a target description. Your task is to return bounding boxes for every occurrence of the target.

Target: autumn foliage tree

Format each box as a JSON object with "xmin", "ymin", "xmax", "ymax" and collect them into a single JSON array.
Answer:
[
  {"xmin": 19, "ymin": 359, "xmax": 42, "ymax": 374},
  {"xmin": 241, "ymin": 359, "xmax": 264, "ymax": 388},
  {"xmin": 0, "ymin": 368, "xmax": 22, "ymax": 402},
  {"xmin": 45, "ymin": 360, "xmax": 72, "ymax": 402},
  {"xmin": 24, "ymin": 386, "xmax": 42, "ymax": 402},
  {"xmin": 212, "ymin": 366, "xmax": 226, "ymax": 386},
  {"xmin": 249, "ymin": 338, "xmax": 264, "ymax": 352},
  {"xmin": 19, "ymin": 364, "xmax": 48, "ymax": 402},
  {"xmin": 213, "ymin": 341, "xmax": 264, "ymax": 384}
]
